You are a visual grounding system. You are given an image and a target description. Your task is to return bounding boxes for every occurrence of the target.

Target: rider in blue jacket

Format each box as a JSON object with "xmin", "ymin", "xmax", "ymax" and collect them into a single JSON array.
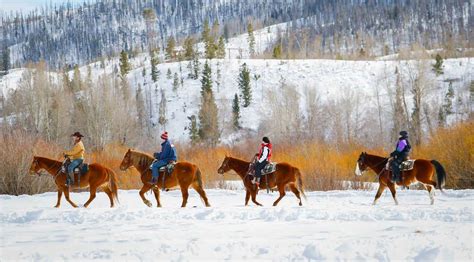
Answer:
[{"xmin": 150, "ymin": 132, "xmax": 177, "ymax": 184}]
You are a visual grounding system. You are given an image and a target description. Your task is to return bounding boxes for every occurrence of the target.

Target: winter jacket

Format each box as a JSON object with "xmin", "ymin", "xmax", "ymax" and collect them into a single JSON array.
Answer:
[
  {"xmin": 257, "ymin": 143, "xmax": 272, "ymax": 163},
  {"xmin": 154, "ymin": 140, "xmax": 177, "ymax": 162},
  {"xmin": 64, "ymin": 141, "xmax": 85, "ymax": 160},
  {"xmin": 391, "ymin": 138, "xmax": 411, "ymax": 159}
]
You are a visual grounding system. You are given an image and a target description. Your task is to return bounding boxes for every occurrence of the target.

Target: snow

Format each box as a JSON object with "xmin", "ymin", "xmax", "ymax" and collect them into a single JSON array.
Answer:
[{"xmin": 1, "ymin": 189, "xmax": 472, "ymax": 260}]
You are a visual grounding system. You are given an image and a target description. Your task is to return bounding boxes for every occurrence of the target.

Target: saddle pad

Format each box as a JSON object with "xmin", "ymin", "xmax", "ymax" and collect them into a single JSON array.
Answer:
[
  {"xmin": 400, "ymin": 160, "xmax": 415, "ymax": 171},
  {"xmin": 159, "ymin": 162, "xmax": 176, "ymax": 174},
  {"xmin": 262, "ymin": 162, "xmax": 277, "ymax": 175}
]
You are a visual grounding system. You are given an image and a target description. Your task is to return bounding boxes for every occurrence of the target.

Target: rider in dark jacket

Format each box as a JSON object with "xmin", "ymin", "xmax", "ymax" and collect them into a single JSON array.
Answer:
[
  {"xmin": 390, "ymin": 130, "xmax": 411, "ymax": 183},
  {"xmin": 150, "ymin": 132, "xmax": 177, "ymax": 184}
]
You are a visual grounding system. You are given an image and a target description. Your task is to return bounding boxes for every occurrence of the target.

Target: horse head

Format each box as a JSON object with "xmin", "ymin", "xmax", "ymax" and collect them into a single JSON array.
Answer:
[
  {"xmin": 355, "ymin": 152, "xmax": 369, "ymax": 176},
  {"xmin": 217, "ymin": 156, "xmax": 231, "ymax": 175},
  {"xmin": 29, "ymin": 156, "xmax": 42, "ymax": 176},
  {"xmin": 120, "ymin": 149, "xmax": 133, "ymax": 171}
]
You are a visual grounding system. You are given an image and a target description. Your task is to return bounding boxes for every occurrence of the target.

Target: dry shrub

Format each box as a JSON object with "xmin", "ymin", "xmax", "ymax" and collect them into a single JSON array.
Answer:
[
  {"xmin": 416, "ymin": 122, "xmax": 474, "ymax": 188},
  {"xmin": 0, "ymin": 129, "xmax": 58, "ymax": 195}
]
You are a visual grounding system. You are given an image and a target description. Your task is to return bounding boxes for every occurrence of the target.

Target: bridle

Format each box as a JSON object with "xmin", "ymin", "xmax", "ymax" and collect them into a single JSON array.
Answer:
[{"xmin": 33, "ymin": 158, "xmax": 63, "ymax": 180}]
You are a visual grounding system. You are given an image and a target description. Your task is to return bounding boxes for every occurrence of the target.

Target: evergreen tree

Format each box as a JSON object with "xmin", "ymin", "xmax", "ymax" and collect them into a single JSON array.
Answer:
[
  {"xmin": 165, "ymin": 37, "xmax": 176, "ymax": 60},
  {"xmin": 1, "ymin": 46, "xmax": 10, "ymax": 74},
  {"xmin": 187, "ymin": 115, "xmax": 199, "ymax": 144},
  {"xmin": 217, "ymin": 36, "xmax": 226, "ymax": 59},
  {"xmin": 119, "ymin": 50, "xmax": 131, "ymax": 77},
  {"xmin": 183, "ymin": 37, "xmax": 195, "ymax": 60},
  {"xmin": 223, "ymin": 23, "xmax": 230, "ymax": 42},
  {"xmin": 198, "ymin": 61, "xmax": 219, "ymax": 145},
  {"xmin": 173, "ymin": 72, "xmax": 179, "ymax": 91},
  {"xmin": 150, "ymin": 50, "xmax": 159, "ymax": 83},
  {"xmin": 432, "ymin": 54, "xmax": 444, "ymax": 76},
  {"xmin": 192, "ymin": 56, "xmax": 200, "ymax": 80},
  {"xmin": 238, "ymin": 63, "xmax": 252, "ymax": 107},
  {"xmin": 166, "ymin": 68, "xmax": 172, "ymax": 79},
  {"xmin": 158, "ymin": 88, "xmax": 167, "ymax": 128},
  {"xmin": 392, "ymin": 67, "xmax": 406, "ymax": 139},
  {"xmin": 272, "ymin": 42, "xmax": 282, "ymax": 59},
  {"xmin": 247, "ymin": 22, "xmax": 256, "ymax": 57},
  {"xmin": 442, "ymin": 83, "xmax": 455, "ymax": 116},
  {"xmin": 232, "ymin": 94, "xmax": 240, "ymax": 130},
  {"xmin": 202, "ymin": 19, "xmax": 216, "ymax": 59},
  {"xmin": 136, "ymin": 85, "xmax": 146, "ymax": 129}
]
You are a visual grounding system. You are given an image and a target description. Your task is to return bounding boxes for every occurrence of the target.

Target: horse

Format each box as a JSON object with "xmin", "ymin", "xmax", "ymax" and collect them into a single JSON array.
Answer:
[
  {"xmin": 29, "ymin": 156, "xmax": 119, "ymax": 208},
  {"xmin": 119, "ymin": 149, "xmax": 210, "ymax": 208},
  {"xmin": 355, "ymin": 152, "xmax": 446, "ymax": 205},
  {"xmin": 217, "ymin": 156, "xmax": 306, "ymax": 206}
]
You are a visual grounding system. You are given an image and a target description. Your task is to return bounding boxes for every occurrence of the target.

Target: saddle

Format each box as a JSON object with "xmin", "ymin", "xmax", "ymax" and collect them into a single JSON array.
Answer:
[
  {"xmin": 247, "ymin": 162, "xmax": 277, "ymax": 176},
  {"xmin": 159, "ymin": 161, "xmax": 176, "ymax": 175},
  {"xmin": 62, "ymin": 159, "xmax": 89, "ymax": 186},
  {"xmin": 386, "ymin": 159, "xmax": 416, "ymax": 171}
]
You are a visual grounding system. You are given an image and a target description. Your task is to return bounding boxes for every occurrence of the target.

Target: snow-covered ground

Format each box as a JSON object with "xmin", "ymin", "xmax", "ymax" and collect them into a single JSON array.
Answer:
[{"xmin": 1, "ymin": 189, "xmax": 472, "ymax": 261}]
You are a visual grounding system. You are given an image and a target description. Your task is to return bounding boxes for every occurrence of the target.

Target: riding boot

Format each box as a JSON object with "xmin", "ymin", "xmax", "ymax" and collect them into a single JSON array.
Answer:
[
  {"xmin": 66, "ymin": 172, "xmax": 73, "ymax": 187},
  {"xmin": 148, "ymin": 176, "xmax": 158, "ymax": 185}
]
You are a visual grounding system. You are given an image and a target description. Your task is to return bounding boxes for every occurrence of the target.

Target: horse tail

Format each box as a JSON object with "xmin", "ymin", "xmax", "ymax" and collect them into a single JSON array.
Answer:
[
  {"xmin": 106, "ymin": 168, "xmax": 119, "ymax": 203},
  {"xmin": 431, "ymin": 160, "xmax": 446, "ymax": 191},
  {"xmin": 195, "ymin": 167, "xmax": 204, "ymax": 189},
  {"xmin": 295, "ymin": 168, "xmax": 306, "ymax": 199}
]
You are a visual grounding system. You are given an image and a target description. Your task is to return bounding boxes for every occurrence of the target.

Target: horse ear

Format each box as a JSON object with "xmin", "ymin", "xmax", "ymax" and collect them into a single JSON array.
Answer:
[{"xmin": 127, "ymin": 148, "xmax": 131, "ymax": 152}]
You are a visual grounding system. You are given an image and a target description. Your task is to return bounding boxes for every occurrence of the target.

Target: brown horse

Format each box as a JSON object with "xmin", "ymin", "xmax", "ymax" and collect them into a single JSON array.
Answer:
[
  {"xmin": 217, "ymin": 156, "xmax": 305, "ymax": 206},
  {"xmin": 119, "ymin": 149, "xmax": 210, "ymax": 208},
  {"xmin": 355, "ymin": 152, "xmax": 446, "ymax": 205},
  {"xmin": 29, "ymin": 156, "xmax": 119, "ymax": 208}
]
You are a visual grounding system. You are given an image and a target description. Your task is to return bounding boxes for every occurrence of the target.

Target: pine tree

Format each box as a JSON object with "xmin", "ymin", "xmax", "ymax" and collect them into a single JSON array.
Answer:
[
  {"xmin": 238, "ymin": 63, "xmax": 252, "ymax": 107},
  {"xmin": 432, "ymin": 54, "xmax": 444, "ymax": 76},
  {"xmin": 166, "ymin": 68, "xmax": 172, "ymax": 79},
  {"xmin": 272, "ymin": 42, "xmax": 282, "ymax": 59},
  {"xmin": 1, "ymin": 46, "xmax": 10, "ymax": 74},
  {"xmin": 392, "ymin": 67, "xmax": 406, "ymax": 139},
  {"xmin": 158, "ymin": 88, "xmax": 167, "ymax": 128},
  {"xmin": 232, "ymin": 94, "xmax": 240, "ymax": 130},
  {"xmin": 223, "ymin": 24, "xmax": 230, "ymax": 42},
  {"xmin": 192, "ymin": 56, "xmax": 200, "ymax": 80},
  {"xmin": 173, "ymin": 72, "xmax": 179, "ymax": 91},
  {"xmin": 136, "ymin": 85, "xmax": 146, "ymax": 129},
  {"xmin": 247, "ymin": 22, "xmax": 256, "ymax": 57},
  {"xmin": 150, "ymin": 50, "xmax": 159, "ymax": 83},
  {"xmin": 119, "ymin": 50, "xmax": 131, "ymax": 77},
  {"xmin": 184, "ymin": 37, "xmax": 195, "ymax": 60},
  {"xmin": 442, "ymin": 83, "xmax": 455, "ymax": 116},
  {"xmin": 187, "ymin": 115, "xmax": 199, "ymax": 144},
  {"xmin": 198, "ymin": 61, "xmax": 219, "ymax": 145},
  {"xmin": 217, "ymin": 36, "xmax": 226, "ymax": 59},
  {"xmin": 202, "ymin": 19, "xmax": 216, "ymax": 59},
  {"xmin": 166, "ymin": 37, "xmax": 176, "ymax": 60}
]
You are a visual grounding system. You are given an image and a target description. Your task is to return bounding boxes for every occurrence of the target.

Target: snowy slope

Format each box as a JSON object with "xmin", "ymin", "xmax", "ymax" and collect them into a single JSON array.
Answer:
[{"xmin": 1, "ymin": 189, "xmax": 472, "ymax": 260}]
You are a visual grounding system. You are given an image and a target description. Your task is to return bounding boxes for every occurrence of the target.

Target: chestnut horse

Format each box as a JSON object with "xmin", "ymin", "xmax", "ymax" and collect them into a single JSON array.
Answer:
[
  {"xmin": 355, "ymin": 152, "xmax": 446, "ymax": 205},
  {"xmin": 217, "ymin": 156, "xmax": 305, "ymax": 206},
  {"xmin": 119, "ymin": 149, "xmax": 210, "ymax": 208},
  {"xmin": 29, "ymin": 156, "xmax": 119, "ymax": 208}
]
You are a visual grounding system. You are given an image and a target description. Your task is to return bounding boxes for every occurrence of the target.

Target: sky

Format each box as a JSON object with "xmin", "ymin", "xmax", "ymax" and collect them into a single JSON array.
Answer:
[{"xmin": 1, "ymin": 0, "xmax": 96, "ymax": 13}]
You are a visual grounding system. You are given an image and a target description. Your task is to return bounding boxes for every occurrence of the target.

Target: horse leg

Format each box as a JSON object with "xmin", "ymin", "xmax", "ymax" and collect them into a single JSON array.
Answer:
[
  {"xmin": 425, "ymin": 184, "xmax": 435, "ymax": 205},
  {"xmin": 245, "ymin": 190, "xmax": 250, "ymax": 206},
  {"xmin": 152, "ymin": 186, "xmax": 162, "ymax": 207},
  {"xmin": 180, "ymin": 187, "xmax": 189, "ymax": 208},
  {"xmin": 387, "ymin": 183, "xmax": 399, "ymax": 205},
  {"xmin": 250, "ymin": 189, "xmax": 263, "ymax": 206},
  {"xmin": 192, "ymin": 184, "xmax": 211, "ymax": 207},
  {"xmin": 273, "ymin": 184, "xmax": 286, "ymax": 206},
  {"xmin": 373, "ymin": 184, "xmax": 386, "ymax": 205},
  {"xmin": 54, "ymin": 189, "xmax": 63, "ymax": 208},
  {"xmin": 139, "ymin": 184, "xmax": 153, "ymax": 207},
  {"xmin": 83, "ymin": 186, "xmax": 97, "ymax": 208},
  {"xmin": 63, "ymin": 188, "xmax": 78, "ymax": 208},
  {"xmin": 289, "ymin": 183, "xmax": 303, "ymax": 206},
  {"xmin": 102, "ymin": 187, "xmax": 115, "ymax": 208}
]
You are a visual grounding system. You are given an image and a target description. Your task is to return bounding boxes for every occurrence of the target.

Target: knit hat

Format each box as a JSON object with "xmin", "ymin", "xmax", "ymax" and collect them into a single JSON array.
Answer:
[{"xmin": 161, "ymin": 131, "xmax": 169, "ymax": 140}]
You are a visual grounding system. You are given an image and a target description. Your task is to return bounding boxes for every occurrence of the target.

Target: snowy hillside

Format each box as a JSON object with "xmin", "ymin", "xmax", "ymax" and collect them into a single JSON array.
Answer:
[{"xmin": 1, "ymin": 189, "xmax": 472, "ymax": 260}]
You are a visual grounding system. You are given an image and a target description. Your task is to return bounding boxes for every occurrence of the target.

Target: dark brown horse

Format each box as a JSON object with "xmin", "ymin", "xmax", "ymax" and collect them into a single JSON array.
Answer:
[
  {"xmin": 217, "ymin": 156, "xmax": 305, "ymax": 206},
  {"xmin": 119, "ymin": 149, "xmax": 210, "ymax": 208},
  {"xmin": 355, "ymin": 152, "xmax": 446, "ymax": 205},
  {"xmin": 29, "ymin": 156, "xmax": 119, "ymax": 208}
]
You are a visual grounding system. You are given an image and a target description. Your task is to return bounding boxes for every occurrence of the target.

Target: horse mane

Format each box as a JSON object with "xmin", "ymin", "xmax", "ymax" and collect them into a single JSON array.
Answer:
[
  {"xmin": 129, "ymin": 150, "xmax": 155, "ymax": 170},
  {"xmin": 228, "ymin": 156, "xmax": 250, "ymax": 165},
  {"xmin": 35, "ymin": 156, "xmax": 62, "ymax": 167}
]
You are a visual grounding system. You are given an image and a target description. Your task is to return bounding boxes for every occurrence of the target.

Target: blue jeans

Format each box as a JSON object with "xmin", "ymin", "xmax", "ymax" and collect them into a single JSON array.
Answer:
[
  {"xmin": 68, "ymin": 159, "xmax": 83, "ymax": 174},
  {"xmin": 151, "ymin": 160, "xmax": 168, "ymax": 180}
]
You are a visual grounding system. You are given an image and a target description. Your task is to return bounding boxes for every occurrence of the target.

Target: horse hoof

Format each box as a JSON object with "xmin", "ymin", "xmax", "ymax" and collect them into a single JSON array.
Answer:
[
  {"xmin": 299, "ymin": 203, "xmax": 302, "ymax": 206},
  {"xmin": 144, "ymin": 201, "xmax": 152, "ymax": 207}
]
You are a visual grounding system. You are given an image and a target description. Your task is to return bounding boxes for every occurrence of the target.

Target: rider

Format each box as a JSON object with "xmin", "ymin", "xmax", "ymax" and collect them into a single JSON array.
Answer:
[
  {"xmin": 251, "ymin": 137, "xmax": 272, "ymax": 185},
  {"xmin": 150, "ymin": 131, "xmax": 177, "ymax": 184},
  {"xmin": 390, "ymin": 130, "xmax": 411, "ymax": 183},
  {"xmin": 63, "ymin": 132, "xmax": 85, "ymax": 186}
]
